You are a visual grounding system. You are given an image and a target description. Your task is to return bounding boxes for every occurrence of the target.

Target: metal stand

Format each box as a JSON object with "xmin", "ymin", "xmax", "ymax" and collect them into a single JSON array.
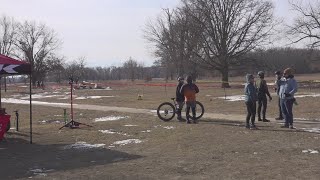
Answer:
[{"xmin": 59, "ymin": 78, "xmax": 92, "ymax": 130}]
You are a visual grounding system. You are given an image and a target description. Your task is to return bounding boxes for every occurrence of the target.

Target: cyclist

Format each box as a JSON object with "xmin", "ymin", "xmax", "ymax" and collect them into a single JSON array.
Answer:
[
  {"xmin": 180, "ymin": 75, "xmax": 199, "ymax": 124},
  {"xmin": 176, "ymin": 77, "xmax": 185, "ymax": 121},
  {"xmin": 255, "ymin": 71, "xmax": 272, "ymax": 122}
]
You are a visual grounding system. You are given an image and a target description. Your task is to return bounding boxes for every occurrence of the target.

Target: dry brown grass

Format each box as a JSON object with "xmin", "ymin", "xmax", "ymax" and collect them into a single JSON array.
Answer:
[{"xmin": 1, "ymin": 74, "xmax": 320, "ymax": 179}]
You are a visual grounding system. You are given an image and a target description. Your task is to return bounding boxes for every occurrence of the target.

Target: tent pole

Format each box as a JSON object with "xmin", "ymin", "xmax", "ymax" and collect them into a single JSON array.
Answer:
[{"xmin": 29, "ymin": 74, "xmax": 32, "ymax": 144}]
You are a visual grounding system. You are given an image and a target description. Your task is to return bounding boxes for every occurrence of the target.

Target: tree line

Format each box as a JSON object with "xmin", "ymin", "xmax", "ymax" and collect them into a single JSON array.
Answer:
[{"xmin": 2, "ymin": 0, "xmax": 320, "ymax": 86}]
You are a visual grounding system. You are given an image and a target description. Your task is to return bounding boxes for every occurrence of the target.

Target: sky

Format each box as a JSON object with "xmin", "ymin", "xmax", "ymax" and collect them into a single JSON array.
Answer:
[{"xmin": 0, "ymin": 0, "xmax": 301, "ymax": 67}]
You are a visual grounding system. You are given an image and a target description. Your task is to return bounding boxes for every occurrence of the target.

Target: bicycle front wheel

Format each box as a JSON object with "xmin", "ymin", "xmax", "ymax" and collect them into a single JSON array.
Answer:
[
  {"xmin": 157, "ymin": 102, "xmax": 176, "ymax": 121},
  {"xmin": 194, "ymin": 101, "xmax": 205, "ymax": 120}
]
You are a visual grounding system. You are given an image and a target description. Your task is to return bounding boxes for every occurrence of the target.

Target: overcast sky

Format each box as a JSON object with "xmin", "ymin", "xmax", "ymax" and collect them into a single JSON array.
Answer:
[{"xmin": 0, "ymin": 0, "xmax": 299, "ymax": 67}]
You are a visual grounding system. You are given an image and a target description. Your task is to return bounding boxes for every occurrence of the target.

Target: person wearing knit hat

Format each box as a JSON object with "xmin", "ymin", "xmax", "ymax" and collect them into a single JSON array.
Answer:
[
  {"xmin": 244, "ymin": 74, "xmax": 258, "ymax": 129},
  {"xmin": 277, "ymin": 68, "xmax": 298, "ymax": 129}
]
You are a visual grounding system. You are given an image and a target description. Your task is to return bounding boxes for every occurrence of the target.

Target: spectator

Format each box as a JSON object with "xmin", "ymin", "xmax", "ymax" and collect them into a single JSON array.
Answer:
[
  {"xmin": 277, "ymin": 68, "xmax": 298, "ymax": 129},
  {"xmin": 244, "ymin": 74, "xmax": 258, "ymax": 129},
  {"xmin": 255, "ymin": 71, "xmax": 272, "ymax": 122}
]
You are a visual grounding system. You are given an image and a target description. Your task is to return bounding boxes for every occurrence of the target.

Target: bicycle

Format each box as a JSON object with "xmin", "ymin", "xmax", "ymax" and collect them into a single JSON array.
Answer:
[{"xmin": 157, "ymin": 98, "xmax": 204, "ymax": 121}]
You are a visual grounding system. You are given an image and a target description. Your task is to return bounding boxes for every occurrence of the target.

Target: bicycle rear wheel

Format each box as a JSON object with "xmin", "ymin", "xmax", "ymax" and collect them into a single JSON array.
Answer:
[
  {"xmin": 157, "ymin": 102, "xmax": 176, "ymax": 121},
  {"xmin": 194, "ymin": 101, "xmax": 205, "ymax": 120}
]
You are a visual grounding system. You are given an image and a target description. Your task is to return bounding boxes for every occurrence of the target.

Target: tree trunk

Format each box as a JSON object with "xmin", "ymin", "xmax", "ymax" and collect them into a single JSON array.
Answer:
[{"xmin": 221, "ymin": 69, "xmax": 230, "ymax": 88}]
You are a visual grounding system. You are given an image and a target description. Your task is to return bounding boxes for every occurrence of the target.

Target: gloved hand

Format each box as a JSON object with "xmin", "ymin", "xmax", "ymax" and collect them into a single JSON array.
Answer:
[{"xmin": 284, "ymin": 93, "xmax": 291, "ymax": 97}]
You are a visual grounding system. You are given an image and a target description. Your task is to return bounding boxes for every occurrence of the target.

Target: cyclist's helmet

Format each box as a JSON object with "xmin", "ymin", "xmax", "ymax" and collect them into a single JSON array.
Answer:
[
  {"xmin": 258, "ymin": 71, "xmax": 264, "ymax": 78},
  {"xmin": 177, "ymin": 76, "xmax": 184, "ymax": 81}
]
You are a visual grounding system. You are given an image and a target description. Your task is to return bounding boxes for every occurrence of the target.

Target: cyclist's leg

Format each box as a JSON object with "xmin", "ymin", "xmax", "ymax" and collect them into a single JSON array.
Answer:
[
  {"xmin": 185, "ymin": 102, "xmax": 191, "ymax": 123},
  {"xmin": 176, "ymin": 101, "xmax": 184, "ymax": 120},
  {"xmin": 191, "ymin": 101, "xmax": 197, "ymax": 123}
]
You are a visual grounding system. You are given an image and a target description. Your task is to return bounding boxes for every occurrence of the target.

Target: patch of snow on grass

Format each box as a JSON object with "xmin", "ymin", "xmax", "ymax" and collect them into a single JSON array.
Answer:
[
  {"xmin": 302, "ymin": 149, "xmax": 319, "ymax": 154},
  {"xmin": 124, "ymin": 124, "xmax": 138, "ymax": 127},
  {"xmin": 99, "ymin": 129, "xmax": 129, "ymax": 136},
  {"xmin": 301, "ymin": 128, "xmax": 320, "ymax": 133},
  {"xmin": 141, "ymin": 130, "xmax": 151, "ymax": 133},
  {"xmin": 2, "ymin": 98, "xmax": 74, "ymax": 106},
  {"xmin": 217, "ymin": 95, "xmax": 245, "ymax": 102},
  {"xmin": 63, "ymin": 141, "xmax": 105, "ymax": 150},
  {"xmin": 111, "ymin": 139, "xmax": 143, "ymax": 146},
  {"xmin": 94, "ymin": 116, "xmax": 129, "ymax": 122},
  {"xmin": 76, "ymin": 96, "xmax": 114, "ymax": 100}
]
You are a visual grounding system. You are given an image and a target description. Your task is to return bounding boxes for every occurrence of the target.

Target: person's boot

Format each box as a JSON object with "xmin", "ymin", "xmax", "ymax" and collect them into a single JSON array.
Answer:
[
  {"xmin": 186, "ymin": 114, "xmax": 191, "ymax": 124},
  {"xmin": 245, "ymin": 123, "xmax": 250, "ymax": 129},
  {"xmin": 281, "ymin": 124, "xmax": 289, "ymax": 128},
  {"xmin": 289, "ymin": 125, "xmax": 296, "ymax": 129},
  {"xmin": 262, "ymin": 119, "xmax": 270, "ymax": 122},
  {"xmin": 258, "ymin": 115, "xmax": 262, "ymax": 121},
  {"xmin": 275, "ymin": 117, "xmax": 283, "ymax": 120},
  {"xmin": 177, "ymin": 109, "xmax": 183, "ymax": 121}
]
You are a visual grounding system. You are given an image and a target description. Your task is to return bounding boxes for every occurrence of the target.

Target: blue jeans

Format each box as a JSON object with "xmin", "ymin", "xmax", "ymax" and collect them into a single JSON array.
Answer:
[{"xmin": 280, "ymin": 99, "xmax": 294, "ymax": 126}]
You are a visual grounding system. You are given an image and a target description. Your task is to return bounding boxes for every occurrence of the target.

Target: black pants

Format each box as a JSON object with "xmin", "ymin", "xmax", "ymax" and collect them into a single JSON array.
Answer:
[
  {"xmin": 245, "ymin": 101, "xmax": 256, "ymax": 125},
  {"xmin": 277, "ymin": 97, "xmax": 283, "ymax": 119},
  {"xmin": 257, "ymin": 96, "xmax": 267, "ymax": 120}
]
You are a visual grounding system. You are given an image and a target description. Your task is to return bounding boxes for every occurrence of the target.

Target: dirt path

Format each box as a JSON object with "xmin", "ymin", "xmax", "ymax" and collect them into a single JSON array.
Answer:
[
  {"xmin": 4, "ymin": 99, "xmax": 247, "ymax": 122},
  {"xmin": 4, "ymin": 99, "xmax": 317, "ymax": 127}
]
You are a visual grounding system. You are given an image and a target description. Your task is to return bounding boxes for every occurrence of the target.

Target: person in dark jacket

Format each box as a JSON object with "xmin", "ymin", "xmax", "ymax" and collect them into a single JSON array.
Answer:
[
  {"xmin": 244, "ymin": 74, "xmax": 258, "ymax": 129},
  {"xmin": 255, "ymin": 71, "xmax": 272, "ymax": 122},
  {"xmin": 274, "ymin": 71, "xmax": 283, "ymax": 120},
  {"xmin": 277, "ymin": 68, "xmax": 298, "ymax": 129},
  {"xmin": 180, "ymin": 75, "xmax": 199, "ymax": 124},
  {"xmin": 176, "ymin": 77, "xmax": 185, "ymax": 121}
]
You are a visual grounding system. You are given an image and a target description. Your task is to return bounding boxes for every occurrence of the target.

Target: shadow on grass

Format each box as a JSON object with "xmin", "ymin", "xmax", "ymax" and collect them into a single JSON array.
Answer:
[
  {"xmin": 0, "ymin": 137, "xmax": 142, "ymax": 179},
  {"xmin": 199, "ymin": 118, "xmax": 320, "ymax": 134}
]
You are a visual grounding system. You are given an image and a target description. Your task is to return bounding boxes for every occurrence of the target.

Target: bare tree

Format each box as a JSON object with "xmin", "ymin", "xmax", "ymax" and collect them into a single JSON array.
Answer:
[
  {"xmin": 144, "ymin": 7, "xmax": 201, "ymax": 79},
  {"xmin": 14, "ymin": 21, "xmax": 61, "ymax": 85},
  {"xmin": 123, "ymin": 57, "xmax": 138, "ymax": 81},
  {"xmin": 64, "ymin": 57, "xmax": 86, "ymax": 83},
  {"xmin": 288, "ymin": 0, "xmax": 320, "ymax": 48},
  {"xmin": 183, "ymin": 0, "xmax": 276, "ymax": 87},
  {"xmin": 0, "ymin": 15, "xmax": 17, "ymax": 56}
]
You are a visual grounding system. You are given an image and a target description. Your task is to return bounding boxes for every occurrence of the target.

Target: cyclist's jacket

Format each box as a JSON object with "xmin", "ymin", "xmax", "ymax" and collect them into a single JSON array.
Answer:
[
  {"xmin": 255, "ymin": 79, "xmax": 271, "ymax": 98},
  {"xmin": 180, "ymin": 83, "xmax": 199, "ymax": 102},
  {"xmin": 176, "ymin": 83, "xmax": 185, "ymax": 102}
]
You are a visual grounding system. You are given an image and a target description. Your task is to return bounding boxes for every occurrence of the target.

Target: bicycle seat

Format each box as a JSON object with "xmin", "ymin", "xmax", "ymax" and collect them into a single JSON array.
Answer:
[{"xmin": 171, "ymin": 98, "xmax": 175, "ymax": 101}]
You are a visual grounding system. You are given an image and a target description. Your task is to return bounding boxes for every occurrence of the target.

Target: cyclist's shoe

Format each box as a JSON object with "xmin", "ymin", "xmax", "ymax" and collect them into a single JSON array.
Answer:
[
  {"xmin": 186, "ymin": 120, "xmax": 191, "ymax": 124},
  {"xmin": 245, "ymin": 124, "xmax": 250, "ymax": 129},
  {"xmin": 262, "ymin": 119, "xmax": 270, "ymax": 122},
  {"xmin": 289, "ymin": 125, "xmax": 296, "ymax": 129},
  {"xmin": 281, "ymin": 124, "xmax": 289, "ymax": 128},
  {"xmin": 177, "ymin": 116, "xmax": 183, "ymax": 121},
  {"xmin": 250, "ymin": 124, "xmax": 258, "ymax": 130}
]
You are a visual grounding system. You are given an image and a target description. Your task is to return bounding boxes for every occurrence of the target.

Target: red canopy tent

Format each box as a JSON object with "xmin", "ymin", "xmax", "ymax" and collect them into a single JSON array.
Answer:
[{"xmin": 0, "ymin": 54, "xmax": 32, "ymax": 143}]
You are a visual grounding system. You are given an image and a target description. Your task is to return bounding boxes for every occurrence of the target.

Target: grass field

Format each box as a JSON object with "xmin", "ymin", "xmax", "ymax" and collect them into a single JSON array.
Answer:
[{"xmin": 1, "ymin": 74, "xmax": 320, "ymax": 179}]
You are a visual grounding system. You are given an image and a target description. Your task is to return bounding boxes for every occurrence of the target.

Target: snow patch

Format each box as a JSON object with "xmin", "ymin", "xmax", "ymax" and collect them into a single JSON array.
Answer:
[
  {"xmin": 94, "ymin": 116, "xmax": 129, "ymax": 122},
  {"xmin": 301, "ymin": 128, "xmax": 320, "ymax": 133},
  {"xmin": 76, "ymin": 96, "xmax": 114, "ymax": 100},
  {"xmin": 124, "ymin": 124, "xmax": 138, "ymax": 127},
  {"xmin": 110, "ymin": 139, "xmax": 143, "ymax": 147},
  {"xmin": 63, "ymin": 141, "xmax": 105, "ymax": 150},
  {"xmin": 302, "ymin": 149, "xmax": 319, "ymax": 154},
  {"xmin": 99, "ymin": 129, "xmax": 129, "ymax": 136}
]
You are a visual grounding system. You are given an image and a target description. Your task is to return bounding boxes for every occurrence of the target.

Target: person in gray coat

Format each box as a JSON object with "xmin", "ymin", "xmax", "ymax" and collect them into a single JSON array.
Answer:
[{"xmin": 277, "ymin": 68, "xmax": 298, "ymax": 129}]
